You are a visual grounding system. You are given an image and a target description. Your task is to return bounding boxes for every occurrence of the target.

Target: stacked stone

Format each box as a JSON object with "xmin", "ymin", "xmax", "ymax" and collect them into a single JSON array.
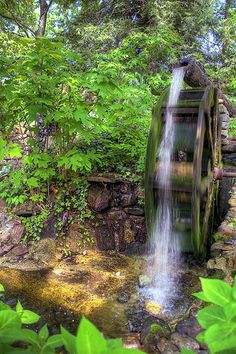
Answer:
[
  {"xmin": 207, "ymin": 185, "xmax": 236, "ymax": 283},
  {"xmin": 86, "ymin": 176, "xmax": 146, "ymax": 253},
  {"xmin": 219, "ymin": 100, "xmax": 230, "ymax": 145},
  {"xmin": 219, "ymin": 99, "xmax": 236, "ymax": 167}
]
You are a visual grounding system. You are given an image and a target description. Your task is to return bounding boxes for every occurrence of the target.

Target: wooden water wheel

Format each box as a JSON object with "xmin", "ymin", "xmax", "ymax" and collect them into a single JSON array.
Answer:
[{"xmin": 145, "ymin": 86, "xmax": 221, "ymax": 259}]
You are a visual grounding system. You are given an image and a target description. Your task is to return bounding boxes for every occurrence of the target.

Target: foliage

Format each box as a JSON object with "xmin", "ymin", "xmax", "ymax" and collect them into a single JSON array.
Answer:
[
  {"xmin": 0, "ymin": 283, "xmax": 145, "ymax": 354},
  {"xmin": 181, "ymin": 276, "xmax": 236, "ymax": 354},
  {"xmin": 229, "ymin": 117, "xmax": 236, "ymax": 137},
  {"xmin": 20, "ymin": 205, "xmax": 50, "ymax": 243}
]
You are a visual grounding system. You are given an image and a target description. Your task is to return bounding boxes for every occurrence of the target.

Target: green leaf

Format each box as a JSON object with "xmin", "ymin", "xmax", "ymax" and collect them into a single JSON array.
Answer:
[
  {"xmin": 105, "ymin": 349, "xmax": 145, "ymax": 354},
  {"xmin": 0, "ymin": 310, "xmax": 21, "ymax": 330},
  {"xmin": 224, "ymin": 303, "xmax": 236, "ymax": 321},
  {"xmin": 20, "ymin": 309, "xmax": 40, "ymax": 324},
  {"xmin": 197, "ymin": 304, "xmax": 226, "ymax": 329},
  {"xmin": 196, "ymin": 331, "xmax": 205, "ymax": 343},
  {"xmin": 199, "ymin": 277, "xmax": 232, "ymax": 306},
  {"xmin": 61, "ymin": 326, "xmax": 76, "ymax": 354},
  {"xmin": 205, "ymin": 323, "xmax": 236, "ymax": 353},
  {"xmin": 16, "ymin": 301, "xmax": 23, "ymax": 313},
  {"xmin": 0, "ymin": 328, "xmax": 40, "ymax": 346},
  {"xmin": 0, "ymin": 302, "xmax": 11, "ymax": 311},
  {"xmin": 180, "ymin": 348, "xmax": 196, "ymax": 354},
  {"xmin": 0, "ymin": 284, "xmax": 4, "ymax": 293},
  {"xmin": 76, "ymin": 316, "xmax": 107, "ymax": 354},
  {"xmin": 27, "ymin": 177, "xmax": 39, "ymax": 188},
  {"xmin": 45, "ymin": 334, "xmax": 63, "ymax": 349},
  {"xmin": 8, "ymin": 145, "xmax": 22, "ymax": 159},
  {"xmin": 192, "ymin": 291, "xmax": 209, "ymax": 302},
  {"xmin": 106, "ymin": 338, "xmax": 123, "ymax": 349},
  {"xmin": 232, "ymin": 276, "xmax": 236, "ymax": 301},
  {"xmin": 39, "ymin": 324, "xmax": 49, "ymax": 341}
]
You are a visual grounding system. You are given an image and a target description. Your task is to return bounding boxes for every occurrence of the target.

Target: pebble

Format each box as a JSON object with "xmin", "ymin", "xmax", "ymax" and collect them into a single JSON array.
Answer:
[
  {"xmin": 138, "ymin": 274, "xmax": 151, "ymax": 288},
  {"xmin": 117, "ymin": 294, "xmax": 130, "ymax": 303}
]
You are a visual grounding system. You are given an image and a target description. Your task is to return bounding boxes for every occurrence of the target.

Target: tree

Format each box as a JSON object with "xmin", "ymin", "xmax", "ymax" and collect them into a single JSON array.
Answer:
[{"xmin": 0, "ymin": 0, "xmax": 54, "ymax": 37}]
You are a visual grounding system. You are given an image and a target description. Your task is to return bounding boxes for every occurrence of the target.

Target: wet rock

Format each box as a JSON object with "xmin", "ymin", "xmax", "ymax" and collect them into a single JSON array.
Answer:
[
  {"xmin": 129, "ymin": 216, "xmax": 146, "ymax": 243},
  {"xmin": 170, "ymin": 332, "xmax": 200, "ymax": 352},
  {"xmin": 7, "ymin": 245, "xmax": 28, "ymax": 257},
  {"xmin": 222, "ymin": 121, "xmax": 229, "ymax": 130},
  {"xmin": 156, "ymin": 338, "xmax": 179, "ymax": 353},
  {"xmin": 87, "ymin": 175, "xmax": 122, "ymax": 183},
  {"xmin": 96, "ymin": 225, "xmax": 115, "ymax": 251},
  {"xmin": 175, "ymin": 316, "xmax": 202, "ymax": 339},
  {"xmin": 222, "ymin": 144, "xmax": 236, "ymax": 153},
  {"xmin": 87, "ymin": 185, "xmax": 111, "ymax": 212},
  {"xmin": 219, "ymin": 104, "xmax": 228, "ymax": 114},
  {"xmin": 13, "ymin": 202, "xmax": 39, "ymax": 217},
  {"xmin": 124, "ymin": 219, "xmax": 135, "ymax": 244},
  {"xmin": 145, "ymin": 300, "xmax": 163, "ymax": 316},
  {"xmin": 0, "ymin": 212, "xmax": 8, "ymax": 224},
  {"xmin": 220, "ymin": 113, "xmax": 230, "ymax": 122},
  {"xmin": 140, "ymin": 318, "xmax": 170, "ymax": 344},
  {"xmin": 107, "ymin": 209, "xmax": 127, "ymax": 251},
  {"xmin": 117, "ymin": 294, "xmax": 130, "ymax": 303},
  {"xmin": 124, "ymin": 207, "xmax": 144, "ymax": 216},
  {"xmin": 123, "ymin": 333, "xmax": 141, "ymax": 350},
  {"xmin": 207, "ymin": 257, "xmax": 230, "ymax": 276},
  {"xmin": 221, "ymin": 129, "xmax": 228, "ymax": 138},
  {"xmin": 138, "ymin": 274, "xmax": 151, "ymax": 288},
  {"xmin": 210, "ymin": 242, "xmax": 233, "ymax": 257},
  {"xmin": 121, "ymin": 194, "xmax": 137, "ymax": 207},
  {"xmin": 228, "ymin": 197, "xmax": 236, "ymax": 207},
  {"xmin": 223, "ymin": 154, "xmax": 236, "ymax": 166},
  {"xmin": 0, "ymin": 220, "xmax": 25, "ymax": 255},
  {"xmin": 127, "ymin": 309, "xmax": 148, "ymax": 332}
]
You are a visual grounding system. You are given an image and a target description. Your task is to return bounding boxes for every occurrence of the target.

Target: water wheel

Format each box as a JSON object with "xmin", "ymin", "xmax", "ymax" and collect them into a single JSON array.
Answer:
[{"xmin": 145, "ymin": 86, "xmax": 221, "ymax": 259}]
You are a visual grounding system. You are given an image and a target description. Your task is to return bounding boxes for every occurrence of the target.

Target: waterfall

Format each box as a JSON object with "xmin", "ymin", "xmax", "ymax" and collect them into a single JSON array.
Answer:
[{"xmin": 146, "ymin": 67, "xmax": 185, "ymax": 309}]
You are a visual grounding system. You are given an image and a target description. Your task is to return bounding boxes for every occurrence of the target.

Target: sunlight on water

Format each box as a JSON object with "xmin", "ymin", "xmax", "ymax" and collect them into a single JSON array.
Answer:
[{"xmin": 145, "ymin": 67, "xmax": 185, "ymax": 311}]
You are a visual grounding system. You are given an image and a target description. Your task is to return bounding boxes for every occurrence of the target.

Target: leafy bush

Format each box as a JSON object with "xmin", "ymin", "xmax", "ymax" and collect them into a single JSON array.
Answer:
[
  {"xmin": 0, "ymin": 284, "xmax": 145, "ymax": 354},
  {"xmin": 181, "ymin": 276, "xmax": 236, "ymax": 354}
]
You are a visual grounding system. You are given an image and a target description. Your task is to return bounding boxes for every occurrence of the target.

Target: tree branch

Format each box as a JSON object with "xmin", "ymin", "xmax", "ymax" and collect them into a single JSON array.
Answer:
[{"xmin": 0, "ymin": 9, "xmax": 35, "ymax": 37}]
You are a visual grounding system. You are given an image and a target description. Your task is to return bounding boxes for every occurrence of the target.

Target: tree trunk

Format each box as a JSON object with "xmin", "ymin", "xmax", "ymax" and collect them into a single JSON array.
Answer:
[{"xmin": 35, "ymin": 0, "xmax": 51, "ymax": 36}]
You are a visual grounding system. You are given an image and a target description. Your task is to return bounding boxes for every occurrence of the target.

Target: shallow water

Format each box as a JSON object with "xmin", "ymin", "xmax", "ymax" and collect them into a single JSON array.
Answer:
[
  {"xmin": 0, "ymin": 251, "xmax": 145, "ymax": 338},
  {"xmin": 0, "ymin": 249, "xmax": 204, "ymax": 343}
]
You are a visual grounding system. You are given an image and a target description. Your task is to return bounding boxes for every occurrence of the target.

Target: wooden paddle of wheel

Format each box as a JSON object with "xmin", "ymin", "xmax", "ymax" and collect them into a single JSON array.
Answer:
[{"xmin": 145, "ymin": 86, "xmax": 221, "ymax": 259}]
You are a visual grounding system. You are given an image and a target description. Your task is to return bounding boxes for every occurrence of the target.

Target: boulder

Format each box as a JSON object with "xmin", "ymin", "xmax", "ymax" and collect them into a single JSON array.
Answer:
[
  {"xmin": 13, "ymin": 202, "xmax": 40, "ymax": 217},
  {"xmin": 170, "ymin": 332, "xmax": 200, "ymax": 352},
  {"xmin": 7, "ymin": 244, "xmax": 28, "ymax": 257},
  {"xmin": 175, "ymin": 316, "xmax": 202, "ymax": 339},
  {"xmin": 156, "ymin": 338, "xmax": 179, "ymax": 353},
  {"xmin": 120, "ymin": 193, "xmax": 137, "ymax": 207},
  {"xmin": 123, "ymin": 207, "xmax": 144, "ymax": 216},
  {"xmin": 0, "ymin": 220, "xmax": 25, "ymax": 255},
  {"xmin": 87, "ymin": 185, "xmax": 111, "ymax": 212}
]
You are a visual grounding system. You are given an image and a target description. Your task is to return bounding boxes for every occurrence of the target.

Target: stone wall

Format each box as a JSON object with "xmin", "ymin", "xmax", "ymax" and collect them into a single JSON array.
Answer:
[
  {"xmin": 86, "ymin": 176, "xmax": 146, "ymax": 254},
  {"xmin": 219, "ymin": 99, "xmax": 236, "ymax": 218}
]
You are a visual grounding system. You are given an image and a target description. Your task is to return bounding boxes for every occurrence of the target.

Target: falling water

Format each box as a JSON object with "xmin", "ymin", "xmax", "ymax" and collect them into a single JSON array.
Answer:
[{"xmin": 147, "ymin": 67, "xmax": 185, "ymax": 309}]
